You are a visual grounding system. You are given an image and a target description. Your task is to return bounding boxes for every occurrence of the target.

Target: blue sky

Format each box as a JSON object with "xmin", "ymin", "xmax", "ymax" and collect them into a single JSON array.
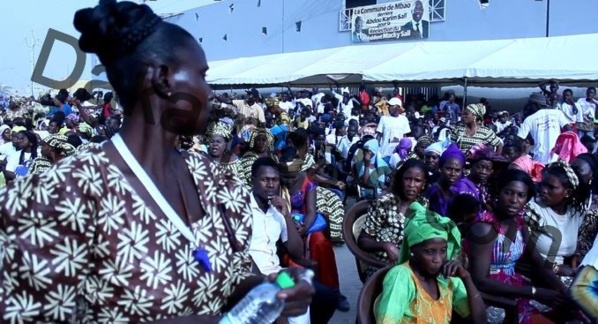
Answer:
[{"xmin": 0, "ymin": 0, "xmax": 215, "ymax": 96}]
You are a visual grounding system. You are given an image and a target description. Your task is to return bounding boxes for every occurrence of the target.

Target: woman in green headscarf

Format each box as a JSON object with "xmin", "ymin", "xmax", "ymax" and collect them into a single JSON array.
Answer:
[
  {"xmin": 375, "ymin": 202, "xmax": 487, "ymax": 324},
  {"xmin": 238, "ymin": 128, "xmax": 276, "ymax": 188}
]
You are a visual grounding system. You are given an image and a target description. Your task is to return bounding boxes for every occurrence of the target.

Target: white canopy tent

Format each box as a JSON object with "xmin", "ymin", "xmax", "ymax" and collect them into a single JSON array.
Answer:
[{"xmin": 206, "ymin": 33, "xmax": 598, "ymax": 88}]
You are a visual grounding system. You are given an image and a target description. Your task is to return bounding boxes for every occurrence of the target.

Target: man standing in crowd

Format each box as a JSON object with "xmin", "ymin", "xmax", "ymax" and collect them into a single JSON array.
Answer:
[
  {"xmin": 377, "ymin": 97, "xmax": 411, "ymax": 157},
  {"xmin": 233, "ymin": 91, "xmax": 266, "ymax": 124},
  {"xmin": 517, "ymin": 92, "xmax": 572, "ymax": 164}
]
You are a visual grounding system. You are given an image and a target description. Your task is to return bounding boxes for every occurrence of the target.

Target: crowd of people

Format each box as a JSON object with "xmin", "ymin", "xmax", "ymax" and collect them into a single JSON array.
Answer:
[
  {"xmin": 0, "ymin": 0, "xmax": 597, "ymax": 323},
  {"xmin": 189, "ymin": 78, "xmax": 598, "ymax": 323}
]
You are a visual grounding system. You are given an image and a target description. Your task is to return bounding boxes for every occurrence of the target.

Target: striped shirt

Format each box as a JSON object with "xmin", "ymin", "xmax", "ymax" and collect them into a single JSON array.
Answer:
[{"xmin": 450, "ymin": 125, "xmax": 501, "ymax": 153}]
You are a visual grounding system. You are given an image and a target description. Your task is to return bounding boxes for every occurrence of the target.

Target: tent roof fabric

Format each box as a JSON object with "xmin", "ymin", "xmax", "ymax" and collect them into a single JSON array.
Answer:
[{"xmin": 205, "ymin": 33, "xmax": 598, "ymax": 88}]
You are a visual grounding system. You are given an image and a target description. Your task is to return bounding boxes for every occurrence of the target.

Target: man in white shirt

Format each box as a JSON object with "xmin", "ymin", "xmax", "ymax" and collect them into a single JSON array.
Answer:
[
  {"xmin": 233, "ymin": 93, "xmax": 266, "ymax": 124},
  {"xmin": 493, "ymin": 111, "xmax": 512, "ymax": 136},
  {"xmin": 337, "ymin": 124, "xmax": 360, "ymax": 160},
  {"xmin": 295, "ymin": 90, "xmax": 313, "ymax": 110},
  {"xmin": 249, "ymin": 157, "xmax": 339, "ymax": 323},
  {"xmin": 558, "ymin": 89, "xmax": 583, "ymax": 125},
  {"xmin": 311, "ymin": 88, "xmax": 325, "ymax": 113},
  {"xmin": 279, "ymin": 92, "xmax": 295, "ymax": 113},
  {"xmin": 332, "ymin": 87, "xmax": 358, "ymax": 119},
  {"xmin": 517, "ymin": 92, "xmax": 572, "ymax": 164},
  {"xmin": 376, "ymin": 97, "xmax": 411, "ymax": 158},
  {"xmin": 575, "ymin": 87, "xmax": 597, "ymax": 138},
  {"xmin": 249, "ymin": 157, "xmax": 309, "ymax": 324}
]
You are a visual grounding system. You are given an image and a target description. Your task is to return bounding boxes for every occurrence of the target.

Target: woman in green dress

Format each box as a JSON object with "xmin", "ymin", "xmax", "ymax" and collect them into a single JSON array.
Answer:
[{"xmin": 376, "ymin": 202, "xmax": 487, "ymax": 324}]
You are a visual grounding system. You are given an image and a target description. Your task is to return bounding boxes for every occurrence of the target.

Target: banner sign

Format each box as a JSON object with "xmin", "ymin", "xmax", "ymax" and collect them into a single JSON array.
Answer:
[{"xmin": 351, "ymin": 0, "xmax": 430, "ymax": 43}]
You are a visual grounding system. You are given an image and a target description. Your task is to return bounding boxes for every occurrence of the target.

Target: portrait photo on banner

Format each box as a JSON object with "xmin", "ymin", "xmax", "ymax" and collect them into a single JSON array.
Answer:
[{"xmin": 350, "ymin": 0, "xmax": 431, "ymax": 44}]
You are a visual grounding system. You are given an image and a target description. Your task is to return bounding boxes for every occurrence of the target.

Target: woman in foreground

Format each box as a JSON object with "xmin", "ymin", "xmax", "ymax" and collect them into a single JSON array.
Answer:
[
  {"xmin": 0, "ymin": 1, "xmax": 312, "ymax": 322},
  {"xmin": 466, "ymin": 170, "xmax": 576, "ymax": 323},
  {"xmin": 375, "ymin": 202, "xmax": 487, "ymax": 324}
]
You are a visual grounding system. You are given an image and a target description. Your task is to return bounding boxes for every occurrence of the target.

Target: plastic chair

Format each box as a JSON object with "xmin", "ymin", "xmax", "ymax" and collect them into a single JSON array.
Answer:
[
  {"xmin": 343, "ymin": 200, "xmax": 388, "ymax": 283},
  {"xmin": 356, "ymin": 265, "xmax": 391, "ymax": 324}
]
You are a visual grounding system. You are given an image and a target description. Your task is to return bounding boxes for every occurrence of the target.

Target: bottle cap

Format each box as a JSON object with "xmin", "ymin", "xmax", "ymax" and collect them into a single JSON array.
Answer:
[{"xmin": 275, "ymin": 271, "xmax": 295, "ymax": 289}]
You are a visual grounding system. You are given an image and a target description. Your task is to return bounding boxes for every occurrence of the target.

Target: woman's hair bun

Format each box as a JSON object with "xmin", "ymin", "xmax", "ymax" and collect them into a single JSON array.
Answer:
[{"xmin": 74, "ymin": 0, "xmax": 163, "ymax": 63}]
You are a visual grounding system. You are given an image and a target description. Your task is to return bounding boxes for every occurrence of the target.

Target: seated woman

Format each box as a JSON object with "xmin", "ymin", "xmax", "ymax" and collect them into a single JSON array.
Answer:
[
  {"xmin": 453, "ymin": 144, "xmax": 509, "ymax": 213},
  {"xmin": 356, "ymin": 139, "xmax": 393, "ymax": 199},
  {"xmin": 388, "ymin": 137, "xmax": 412, "ymax": 170},
  {"xmin": 525, "ymin": 161, "xmax": 589, "ymax": 282},
  {"xmin": 467, "ymin": 169, "xmax": 577, "ymax": 323},
  {"xmin": 204, "ymin": 121, "xmax": 240, "ymax": 174},
  {"xmin": 423, "ymin": 140, "xmax": 448, "ymax": 184},
  {"xmin": 358, "ymin": 159, "xmax": 429, "ymax": 276},
  {"xmin": 572, "ymin": 153, "xmax": 598, "ymax": 260},
  {"xmin": 238, "ymin": 128, "xmax": 276, "ymax": 188},
  {"xmin": 278, "ymin": 146, "xmax": 350, "ymax": 312},
  {"xmin": 287, "ymin": 129, "xmax": 347, "ymax": 243},
  {"xmin": 509, "ymin": 136, "xmax": 544, "ymax": 183},
  {"xmin": 425, "ymin": 144, "xmax": 465, "ymax": 217},
  {"xmin": 570, "ymin": 233, "xmax": 598, "ymax": 321},
  {"xmin": 375, "ymin": 202, "xmax": 487, "ymax": 324},
  {"xmin": 411, "ymin": 136, "xmax": 433, "ymax": 161}
]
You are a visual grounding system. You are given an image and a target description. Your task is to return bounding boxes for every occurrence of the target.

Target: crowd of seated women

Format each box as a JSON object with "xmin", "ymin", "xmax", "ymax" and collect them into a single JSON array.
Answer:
[{"xmin": 356, "ymin": 138, "xmax": 598, "ymax": 323}]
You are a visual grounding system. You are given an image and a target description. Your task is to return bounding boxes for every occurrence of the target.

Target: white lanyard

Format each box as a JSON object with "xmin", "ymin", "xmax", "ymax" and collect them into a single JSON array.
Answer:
[{"xmin": 110, "ymin": 134, "xmax": 196, "ymax": 245}]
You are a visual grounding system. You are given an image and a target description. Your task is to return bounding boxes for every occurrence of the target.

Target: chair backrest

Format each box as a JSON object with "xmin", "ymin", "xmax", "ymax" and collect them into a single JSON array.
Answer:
[
  {"xmin": 357, "ymin": 266, "xmax": 392, "ymax": 324},
  {"xmin": 342, "ymin": 199, "xmax": 388, "ymax": 283}
]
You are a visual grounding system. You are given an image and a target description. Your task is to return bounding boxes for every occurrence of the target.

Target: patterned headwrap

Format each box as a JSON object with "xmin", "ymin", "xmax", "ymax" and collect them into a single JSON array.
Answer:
[
  {"xmin": 465, "ymin": 103, "xmax": 486, "ymax": 121},
  {"xmin": 265, "ymin": 97, "xmax": 280, "ymax": 108},
  {"xmin": 285, "ymin": 158, "xmax": 304, "ymax": 173},
  {"xmin": 249, "ymin": 128, "xmax": 274, "ymax": 150},
  {"xmin": 78, "ymin": 122, "xmax": 93, "ymax": 135},
  {"xmin": 28, "ymin": 157, "xmax": 53, "ymax": 175},
  {"xmin": 206, "ymin": 121, "xmax": 233, "ymax": 141},
  {"xmin": 416, "ymin": 135, "xmax": 433, "ymax": 148},
  {"xmin": 398, "ymin": 201, "xmax": 461, "ymax": 264},
  {"xmin": 43, "ymin": 134, "xmax": 76, "ymax": 157},
  {"xmin": 66, "ymin": 113, "xmax": 80, "ymax": 124},
  {"xmin": 547, "ymin": 160, "xmax": 579, "ymax": 190}
]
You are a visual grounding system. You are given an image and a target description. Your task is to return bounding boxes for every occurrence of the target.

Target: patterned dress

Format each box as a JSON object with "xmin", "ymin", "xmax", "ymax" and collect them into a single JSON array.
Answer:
[
  {"xmin": 363, "ymin": 194, "xmax": 427, "ymax": 277},
  {"xmin": 301, "ymin": 153, "xmax": 346, "ymax": 242},
  {"xmin": 0, "ymin": 144, "xmax": 253, "ymax": 323},
  {"xmin": 468, "ymin": 211, "xmax": 539, "ymax": 324}
]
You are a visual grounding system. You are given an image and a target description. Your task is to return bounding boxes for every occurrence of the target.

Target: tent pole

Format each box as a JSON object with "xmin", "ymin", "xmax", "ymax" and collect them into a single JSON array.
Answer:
[{"xmin": 463, "ymin": 77, "xmax": 468, "ymax": 107}]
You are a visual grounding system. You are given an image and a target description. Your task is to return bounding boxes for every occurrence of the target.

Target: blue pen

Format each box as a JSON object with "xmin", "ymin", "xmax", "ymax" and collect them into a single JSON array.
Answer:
[{"xmin": 192, "ymin": 247, "xmax": 212, "ymax": 272}]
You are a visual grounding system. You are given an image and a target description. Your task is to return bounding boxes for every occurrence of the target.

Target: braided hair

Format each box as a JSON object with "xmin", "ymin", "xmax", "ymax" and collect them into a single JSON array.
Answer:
[
  {"xmin": 74, "ymin": 0, "xmax": 196, "ymax": 114},
  {"xmin": 543, "ymin": 161, "xmax": 589, "ymax": 213}
]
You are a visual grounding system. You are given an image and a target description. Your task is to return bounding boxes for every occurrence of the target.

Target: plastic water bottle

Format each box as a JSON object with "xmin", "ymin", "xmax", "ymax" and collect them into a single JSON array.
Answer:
[{"xmin": 219, "ymin": 271, "xmax": 298, "ymax": 324}]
